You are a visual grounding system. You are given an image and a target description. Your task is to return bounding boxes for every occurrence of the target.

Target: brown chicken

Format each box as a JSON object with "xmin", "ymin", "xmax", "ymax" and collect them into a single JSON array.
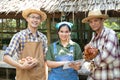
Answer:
[{"xmin": 83, "ymin": 47, "xmax": 99, "ymax": 61}]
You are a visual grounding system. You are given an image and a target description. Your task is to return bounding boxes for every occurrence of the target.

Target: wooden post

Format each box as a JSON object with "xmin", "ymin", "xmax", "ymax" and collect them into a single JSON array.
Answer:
[{"xmin": 46, "ymin": 17, "xmax": 51, "ymax": 45}]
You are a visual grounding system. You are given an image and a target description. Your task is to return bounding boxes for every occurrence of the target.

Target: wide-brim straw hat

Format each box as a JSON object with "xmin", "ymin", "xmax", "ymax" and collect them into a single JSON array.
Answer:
[
  {"xmin": 82, "ymin": 10, "xmax": 109, "ymax": 23},
  {"xmin": 22, "ymin": 9, "xmax": 47, "ymax": 22}
]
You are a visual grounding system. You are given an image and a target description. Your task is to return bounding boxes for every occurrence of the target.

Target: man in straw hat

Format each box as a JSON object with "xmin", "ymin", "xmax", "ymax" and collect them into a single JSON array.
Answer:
[
  {"xmin": 82, "ymin": 10, "xmax": 120, "ymax": 80},
  {"xmin": 3, "ymin": 9, "xmax": 48, "ymax": 80}
]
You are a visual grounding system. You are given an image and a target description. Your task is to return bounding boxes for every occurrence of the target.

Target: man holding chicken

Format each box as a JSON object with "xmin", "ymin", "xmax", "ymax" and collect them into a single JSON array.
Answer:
[{"xmin": 82, "ymin": 10, "xmax": 120, "ymax": 80}]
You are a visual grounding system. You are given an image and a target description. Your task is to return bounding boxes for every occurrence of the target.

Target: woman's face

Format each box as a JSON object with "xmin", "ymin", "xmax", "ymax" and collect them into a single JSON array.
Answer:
[{"xmin": 58, "ymin": 26, "xmax": 71, "ymax": 42}]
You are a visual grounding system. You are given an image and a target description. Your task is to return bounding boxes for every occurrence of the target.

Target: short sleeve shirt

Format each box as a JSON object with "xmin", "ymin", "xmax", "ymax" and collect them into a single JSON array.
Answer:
[{"xmin": 46, "ymin": 40, "xmax": 82, "ymax": 61}]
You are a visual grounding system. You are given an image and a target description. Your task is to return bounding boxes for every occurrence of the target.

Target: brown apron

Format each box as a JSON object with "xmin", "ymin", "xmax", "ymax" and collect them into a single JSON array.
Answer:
[{"xmin": 16, "ymin": 41, "xmax": 47, "ymax": 80}]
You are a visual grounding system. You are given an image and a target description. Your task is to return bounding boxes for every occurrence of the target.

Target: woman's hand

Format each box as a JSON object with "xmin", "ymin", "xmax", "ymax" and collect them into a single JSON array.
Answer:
[
  {"xmin": 69, "ymin": 62, "xmax": 81, "ymax": 71},
  {"xmin": 46, "ymin": 60, "xmax": 69, "ymax": 68}
]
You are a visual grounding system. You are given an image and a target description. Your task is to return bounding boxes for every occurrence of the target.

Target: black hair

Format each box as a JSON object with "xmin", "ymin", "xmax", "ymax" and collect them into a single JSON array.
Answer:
[{"xmin": 58, "ymin": 24, "xmax": 71, "ymax": 31}]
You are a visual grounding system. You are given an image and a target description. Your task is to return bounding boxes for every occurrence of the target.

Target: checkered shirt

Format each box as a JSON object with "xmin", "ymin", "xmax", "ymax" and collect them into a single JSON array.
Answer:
[
  {"xmin": 87, "ymin": 27, "xmax": 120, "ymax": 80},
  {"xmin": 4, "ymin": 28, "xmax": 48, "ymax": 57}
]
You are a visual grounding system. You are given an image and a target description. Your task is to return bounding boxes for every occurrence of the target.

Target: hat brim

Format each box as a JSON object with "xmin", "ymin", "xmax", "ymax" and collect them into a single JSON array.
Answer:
[
  {"xmin": 22, "ymin": 9, "xmax": 47, "ymax": 22},
  {"xmin": 82, "ymin": 15, "xmax": 108, "ymax": 23}
]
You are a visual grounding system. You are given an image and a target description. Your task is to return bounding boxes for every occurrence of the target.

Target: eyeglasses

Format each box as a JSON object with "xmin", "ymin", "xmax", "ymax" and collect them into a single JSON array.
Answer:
[{"xmin": 28, "ymin": 16, "xmax": 41, "ymax": 20}]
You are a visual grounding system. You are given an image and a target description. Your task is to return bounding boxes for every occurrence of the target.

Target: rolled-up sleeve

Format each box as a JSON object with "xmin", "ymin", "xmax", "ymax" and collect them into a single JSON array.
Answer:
[{"xmin": 4, "ymin": 33, "xmax": 20, "ymax": 57}]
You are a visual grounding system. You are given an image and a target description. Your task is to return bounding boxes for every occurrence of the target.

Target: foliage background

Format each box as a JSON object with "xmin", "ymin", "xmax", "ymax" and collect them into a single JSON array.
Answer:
[{"xmin": 104, "ymin": 17, "xmax": 120, "ymax": 39}]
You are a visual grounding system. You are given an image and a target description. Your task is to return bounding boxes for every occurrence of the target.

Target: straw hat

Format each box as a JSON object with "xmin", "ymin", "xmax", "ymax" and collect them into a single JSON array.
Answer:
[
  {"xmin": 82, "ymin": 10, "xmax": 108, "ymax": 23},
  {"xmin": 22, "ymin": 9, "xmax": 47, "ymax": 22}
]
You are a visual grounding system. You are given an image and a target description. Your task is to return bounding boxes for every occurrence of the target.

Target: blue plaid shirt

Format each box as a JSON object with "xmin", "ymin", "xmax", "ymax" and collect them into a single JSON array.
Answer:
[{"xmin": 4, "ymin": 28, "xmax": 48, "ymax": 57}]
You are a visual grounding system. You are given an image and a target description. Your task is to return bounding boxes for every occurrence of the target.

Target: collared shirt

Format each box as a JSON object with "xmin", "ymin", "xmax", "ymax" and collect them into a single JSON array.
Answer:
[
  {"xmin": 46, "ymin": 40, "xmax": 82, "ymax": 61},
  {"xmin": 4, "ymin": 28, "xmax": 48, "ymax": 57},
  {"xmin": 88, "ymin": 27, "xmax": 120, "ymax": 80}
]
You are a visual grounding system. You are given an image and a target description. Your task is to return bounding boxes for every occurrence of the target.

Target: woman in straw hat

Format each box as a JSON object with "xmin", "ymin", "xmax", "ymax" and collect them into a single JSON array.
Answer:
[
  {"xmin": 46, "ymin": 21, "xmax": 83, "ymax": 80},
  {"xmin": 3, "ymin": 9, "xmax": 48, "ymax": 80},
  {"xmin": 82, "ymin": 10, "xmax": 120, "ymax": 80}
]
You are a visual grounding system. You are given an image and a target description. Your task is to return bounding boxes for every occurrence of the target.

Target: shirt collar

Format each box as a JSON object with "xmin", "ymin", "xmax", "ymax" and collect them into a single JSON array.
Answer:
[
  {"xmin": 26, "ymin": 28, "xmax": 39, "ymax": 37},
  {"xmin": 56, "ymin": 40, "xmax": 74, "ymax": 47},
  {"xmin": 93, "ymin": 27, "xmax": 105, "ymax": 40}
]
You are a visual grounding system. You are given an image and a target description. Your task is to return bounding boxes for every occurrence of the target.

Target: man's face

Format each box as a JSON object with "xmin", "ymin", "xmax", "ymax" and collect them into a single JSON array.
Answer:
[
  {"xmin": 26, "ymin": 13, "xmax": 41, "ymax": 28},
  {"xmin": 88, "ymin": 18, "xmax": 104, "ymax": 32}
]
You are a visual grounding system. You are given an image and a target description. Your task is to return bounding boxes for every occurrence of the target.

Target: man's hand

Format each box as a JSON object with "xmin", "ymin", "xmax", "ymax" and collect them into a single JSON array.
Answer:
[{"xmin": 18, "ymin": 57, "xmax": 38, "ymax": 70}]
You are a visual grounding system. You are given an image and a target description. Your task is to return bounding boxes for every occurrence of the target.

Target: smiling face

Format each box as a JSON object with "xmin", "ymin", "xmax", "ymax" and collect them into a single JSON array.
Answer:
[
  {"xmin": 26, "ymin": 13, "xmax": 41, "ymax": 29},
  {"xmin": 88, "ymin": 18, "xmax": 104, "ymax": 34},
  {"xmin": 58, "ymin": 25, "xmax": 71, "ymax": 42}
]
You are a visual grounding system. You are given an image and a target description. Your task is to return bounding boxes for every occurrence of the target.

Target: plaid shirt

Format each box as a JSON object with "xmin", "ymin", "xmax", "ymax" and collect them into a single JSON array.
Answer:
[
  {"xmin": 4, "ymin": 28, "xmax": 48, "ymax": 57},
  {"xmin": 87, "ymin": 27, "xmax": 120, "ymax": 80}
]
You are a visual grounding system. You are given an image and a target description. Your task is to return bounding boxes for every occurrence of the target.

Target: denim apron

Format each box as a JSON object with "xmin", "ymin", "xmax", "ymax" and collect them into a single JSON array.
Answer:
[{"xmin": 48, "ymin": 42, "xmax": 79, "ymax": 80}]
